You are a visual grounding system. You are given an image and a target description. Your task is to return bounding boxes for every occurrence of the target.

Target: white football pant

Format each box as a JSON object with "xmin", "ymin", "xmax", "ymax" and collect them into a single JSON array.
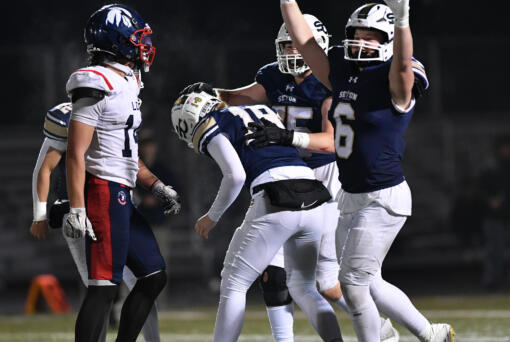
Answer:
[{"xmin": 213, "ymin": 190, "xmax": 342, "ymax": 342}]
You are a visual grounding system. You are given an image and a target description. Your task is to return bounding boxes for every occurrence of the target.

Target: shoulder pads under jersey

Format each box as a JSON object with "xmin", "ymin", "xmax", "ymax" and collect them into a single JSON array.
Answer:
[
  {"xmin": 43, "ymin": 102, "xmax": 72, "ymax": 141},
  {"xmin": 66, "ymin": 67, "xmax": 115, "ymax": 95}
]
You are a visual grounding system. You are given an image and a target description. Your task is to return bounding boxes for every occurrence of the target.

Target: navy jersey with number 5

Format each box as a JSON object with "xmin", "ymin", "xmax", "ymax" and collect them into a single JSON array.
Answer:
[
  {"xmin": 255, "ymin": 62, "xmax": 335, "ymax": 169},
  {"xmin": 327, "ymin": 46, "xmax": 428, "ymax": 193},
  {"xmin": 192, "ymin": 104, "xmax": 307, "ymax": 187}
]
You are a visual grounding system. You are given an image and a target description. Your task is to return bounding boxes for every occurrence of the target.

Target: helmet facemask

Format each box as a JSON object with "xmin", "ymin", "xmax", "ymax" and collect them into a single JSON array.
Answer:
[
  {"xmin": 276, "ymin": 41, "xmax": 309, "ymax": 76},
  {"xmin": 129, "ymin": 26, "xmax": 156, "ymax": 72},
  {"xmin": 343, "ymin": 3, "xmax": 395, "ymax": 66}
]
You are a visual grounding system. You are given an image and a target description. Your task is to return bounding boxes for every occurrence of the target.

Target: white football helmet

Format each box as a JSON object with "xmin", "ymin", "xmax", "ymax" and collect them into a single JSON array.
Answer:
[
  {"xmin": 275, "ymin": 14, "xmax": 330, "ymax": 76},
  {"xmin": 171, "ymin": 91, "xmax": 221, "ymax": 147},
  {"xmin": 343, "ymin": 3, "xmax": 395, "ymax": 63}
]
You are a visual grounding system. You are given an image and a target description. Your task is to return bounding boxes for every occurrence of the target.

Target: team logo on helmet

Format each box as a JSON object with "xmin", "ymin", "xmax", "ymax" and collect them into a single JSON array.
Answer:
[{"xmin": 106, "ymin": 7, "xmax": 133, "ymax": 28}]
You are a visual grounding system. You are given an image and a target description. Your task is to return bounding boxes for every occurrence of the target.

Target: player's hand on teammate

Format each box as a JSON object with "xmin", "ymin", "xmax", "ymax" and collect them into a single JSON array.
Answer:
[
  {"xmin": 195, "ymin": 214, "xmax": 217, "ymax": 239},
  {"xmin": 245, "ymin": 118, "xmax": 294, "ymax": 147},
  {"xmin": 151, "ymin": 181, "xmax": 181, "ymax": 215},
  {"xmin": 179, "ymin": 82, "xmax": 217, "ymax": 97},
  {"xmin": 383, "ymin": 0, "xmax": 410, "ymax": 27},
  {"xmin": 64, "ymin": 208, "xmax": 97, "ymax": 241},
  {"xmin": 30, "ymin": 220, "xmax": 49, "ymax": 240}
]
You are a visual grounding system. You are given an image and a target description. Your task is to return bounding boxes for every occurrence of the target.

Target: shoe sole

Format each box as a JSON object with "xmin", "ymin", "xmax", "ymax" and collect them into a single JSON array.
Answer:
[{"xmin": 448, "ymin": 326, "xmax": 455, "ymax": 342}]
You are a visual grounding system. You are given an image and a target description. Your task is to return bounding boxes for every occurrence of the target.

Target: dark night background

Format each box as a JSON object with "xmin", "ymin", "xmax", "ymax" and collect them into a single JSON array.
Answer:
[{"xmin": 0, "ymin": 0, "xmax": 509, "ymax": 313}]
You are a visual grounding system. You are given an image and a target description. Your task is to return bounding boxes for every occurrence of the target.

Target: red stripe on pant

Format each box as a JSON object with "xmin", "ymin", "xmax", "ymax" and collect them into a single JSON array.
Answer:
[{"xmin": 86, "ymin": 176, "xmax": 113, "ymax": 280}]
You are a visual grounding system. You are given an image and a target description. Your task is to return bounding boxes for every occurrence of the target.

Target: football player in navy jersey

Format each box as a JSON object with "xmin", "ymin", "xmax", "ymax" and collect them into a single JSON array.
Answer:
[
  {"xmin": 215, "ymin": 14, "xmax": 398, "ymax": 342},
  {"xmin": 279, "ymin": 1, "xmax": 454, "ymax": 342},
  {"xmin": 29, "ymin": 102, "xmax": 163, "ymax": 342},
  {"xmin": 171, "ymin": 88, "xmax": 342, "ymax": 342}
]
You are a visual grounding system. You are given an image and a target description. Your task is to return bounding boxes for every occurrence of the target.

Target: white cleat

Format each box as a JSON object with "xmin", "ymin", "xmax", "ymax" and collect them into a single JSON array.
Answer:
[
  {"xmin": 380, "ymin": 318, "xmax": 399, "ymax": 342},
  {"xmin": 429, "ymin": 323, "xmax": 455, "ymax": 342}
]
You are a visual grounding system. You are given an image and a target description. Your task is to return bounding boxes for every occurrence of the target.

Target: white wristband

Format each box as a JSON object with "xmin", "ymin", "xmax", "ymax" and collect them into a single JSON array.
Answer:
[
  {"xmin": 395, "ymin": 16, "xmax": 409, "ymax": 28},
  {"xmin": 292, "ymin": 131, "xmax": 310, "ymax": 149},
  {"xmin": 280, "ymin": 0, "xmax": 296, "ymax": 4},
  {"xmin": 70, "ymin": 207, "xmax": 86, "ymax": 215},
  {"xmin": 33, "ymin": 201, "xmax": 47, "ymax": 222}
]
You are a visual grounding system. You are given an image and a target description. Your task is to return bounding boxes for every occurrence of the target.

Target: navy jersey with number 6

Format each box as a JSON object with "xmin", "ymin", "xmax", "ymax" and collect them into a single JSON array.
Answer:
[
  {"xmin": 192, "ymin": 104, "xmax": 307, "ymax": 187},
  {"xmin": 255, "ymin": 62, "xmax": 335, "ymax": 169},
  {"xmin": 328, "ymin": 46, "xmax": 428, "ymax": 193}
]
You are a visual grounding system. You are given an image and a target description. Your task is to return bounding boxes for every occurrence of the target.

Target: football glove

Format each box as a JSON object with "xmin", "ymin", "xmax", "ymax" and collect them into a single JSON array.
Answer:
[
  {"xmin": 179, "ymin": 82, "xmax": 217, "ymax": 97},
  {"xmin": 383, "ymin": 0, "xmax": 410, "ymax": 28},
  {"xmin": 151, "ymin": 182, "xmax": 181, "ymax": 215},
  {"xmin": 64, "ymin": 207, "xmax": 97, "ymax": 241},
  {"xmin": 245, "ymin": 118, "xmax": 294, "ymax": 148}
]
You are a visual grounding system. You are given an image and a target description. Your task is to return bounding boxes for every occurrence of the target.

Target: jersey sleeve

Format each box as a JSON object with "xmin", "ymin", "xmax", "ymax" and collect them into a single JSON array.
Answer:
[
  {"xmin": 411, "ymin": 57, "xmax": 429, "ymax": 90},
  {"xmin": 192, "ymin": 115, "xmax": 220, "ymax": 155},
  {"xmin": 66, "ymin": 68, "xmax": 114, "ymax": 95},
  {"xmin": 205, "ymin": 133, "xmax": 246, "ymax": 222},
  {"xmin": 43, "ymin": 102, "xmax": 72, "ymax": 143},
  {"xmin": 70, "ymin": 97, "xmax": 105, "ymax": 127},
  {"xmin": 254, "ymin": 63, "xmax": 279, "ymax": 91}
]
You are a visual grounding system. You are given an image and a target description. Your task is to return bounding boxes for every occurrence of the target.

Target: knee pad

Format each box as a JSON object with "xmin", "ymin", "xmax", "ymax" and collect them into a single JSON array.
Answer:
[{"xmin": 259, "ymin": 266, "xmax": 292, "ymax": 307}]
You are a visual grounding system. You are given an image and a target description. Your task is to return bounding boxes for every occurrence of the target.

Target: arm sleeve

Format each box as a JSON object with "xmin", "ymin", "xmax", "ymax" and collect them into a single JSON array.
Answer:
[
  {"xmin": 206, "ymin": 133, "xmax": 246, "ymax": 222},
  {"xmin": 70, "ymin": 97, "xmax": 105, "ymax": 127},
  {"xmin": 32, "ymin": 138, "xmax": 60, "ymax": 221}
]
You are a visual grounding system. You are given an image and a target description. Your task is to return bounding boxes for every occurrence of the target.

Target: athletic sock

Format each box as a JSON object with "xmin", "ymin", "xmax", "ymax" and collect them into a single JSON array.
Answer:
[
  {"xmin": 75, "ymin": 285, "xmax": 119, "ymax": 342},
  {"xmin": 342, "ymin": 284, "xmax": 380, "ymax": 342},
  {"xmin": 266, "ymin": 303, "xmax": 294, "ymax": 342},
  {"xmin": 370, "ymin": 274, "xmax": 428, "ymax": 337},
  {"xmin": 115, "ymin": 271, "xmax": 166, "ymax": 342}
]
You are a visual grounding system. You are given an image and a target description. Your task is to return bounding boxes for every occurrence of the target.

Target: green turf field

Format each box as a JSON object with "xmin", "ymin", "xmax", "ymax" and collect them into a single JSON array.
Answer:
[{"xmin": 1, "ymin": 294, "xmax": 509, "ymax": 341}]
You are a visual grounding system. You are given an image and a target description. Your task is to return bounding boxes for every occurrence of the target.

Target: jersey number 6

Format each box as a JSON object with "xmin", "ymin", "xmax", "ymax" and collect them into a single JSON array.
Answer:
[{"xmin": 332, "ymin": 102, "xmax": 355, "ymax": 159}]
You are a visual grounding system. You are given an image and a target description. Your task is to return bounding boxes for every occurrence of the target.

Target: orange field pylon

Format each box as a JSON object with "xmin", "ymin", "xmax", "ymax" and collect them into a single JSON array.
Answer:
[{"xmin": 25, "ymin": 274, "xmax": 72, "ymax": 314}]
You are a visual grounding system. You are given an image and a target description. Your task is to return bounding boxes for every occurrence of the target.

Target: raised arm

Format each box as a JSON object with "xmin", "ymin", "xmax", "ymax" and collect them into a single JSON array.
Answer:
[
  {"xmin": 30, "ymin": 139, "xmax": 65, "ymax": 239},
  {"xmin": 195, "ymin": 134, "xmax": 246, "ymax": 239},
  {"xmin": 385, "ymin": 0, "xmax": 414, "ymax": 110},
  {"xmin": 216, "ymin": 82, "xmax": 269, "ymax": 106},
  {"xmin": 280, "ymin": 0, "xmax": 331, "ymax": 89}
]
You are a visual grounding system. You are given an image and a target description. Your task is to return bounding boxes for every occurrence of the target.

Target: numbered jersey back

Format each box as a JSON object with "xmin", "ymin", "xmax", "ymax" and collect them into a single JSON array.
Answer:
[
  {"xmin": 66, "ymin": 65, "xmax": 142, "ymax": 188},
  {"xmin": 193, "ymin": 104, "xmax": 307, "ymax": 187}
]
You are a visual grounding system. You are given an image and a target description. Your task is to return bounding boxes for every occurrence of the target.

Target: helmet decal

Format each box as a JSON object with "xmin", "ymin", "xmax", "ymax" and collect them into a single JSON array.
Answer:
[{"xmin": 105, "ymin": 7, "xmax": 133, "ymax": 28}]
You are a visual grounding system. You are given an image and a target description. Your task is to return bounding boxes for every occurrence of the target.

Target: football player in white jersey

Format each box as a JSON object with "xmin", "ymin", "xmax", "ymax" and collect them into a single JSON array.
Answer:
[
  {"xmin": 171, "ymin": 88, "xmax": 343, "ymax": 342},
  {"xmin": 212, "ymin": 15, "xmax": 398, "ymax": 342},
  {"xmin": 29, "ymin": 102, "xmax": 162, "ymax": 342},
  {"xmin": 280, "ymin": 0, "xmax": 454, "ymax": 341},
  {"xmin": 63, "ymin": 5, "xmax": 180, "ymax": 342}
]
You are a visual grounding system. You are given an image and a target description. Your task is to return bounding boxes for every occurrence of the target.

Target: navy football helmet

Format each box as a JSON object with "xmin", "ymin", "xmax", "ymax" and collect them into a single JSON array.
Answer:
[{"xmin": 84, "ymin": 4, "xmax": 155, "ymax": 71}]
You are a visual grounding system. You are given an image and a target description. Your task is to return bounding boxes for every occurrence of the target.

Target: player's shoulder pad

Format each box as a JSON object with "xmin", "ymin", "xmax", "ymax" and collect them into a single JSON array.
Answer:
[
  {"xmin": 44, "ymin": 102, "xmax": 72, "ymax": 141},
  {"xmin": 192, "ymin": 114, "xmax": 218, "ymax": 154},
  {"xmin": 66, "ymin": 66, "xmax": 114, "ymax": 95},
  {"xmin": 256, "ymin": 62, "xmax": 280, "ymax": 83},
  {"xmin": 411, "ymin": 57, "xmax": 429, "ymax": 99}
]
